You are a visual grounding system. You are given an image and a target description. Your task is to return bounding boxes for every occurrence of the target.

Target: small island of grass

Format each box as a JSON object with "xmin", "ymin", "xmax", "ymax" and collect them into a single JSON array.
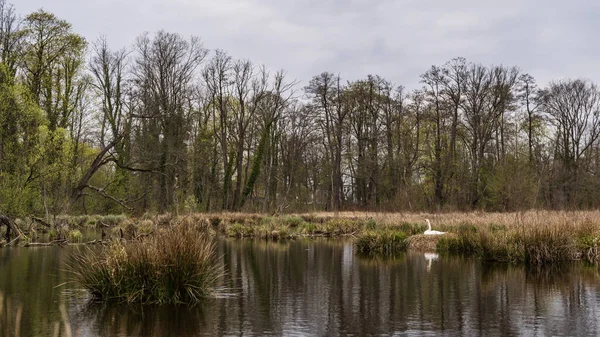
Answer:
[{"xmin": 69, "ymin": 225, "xmax": 221, "ymax": 305}]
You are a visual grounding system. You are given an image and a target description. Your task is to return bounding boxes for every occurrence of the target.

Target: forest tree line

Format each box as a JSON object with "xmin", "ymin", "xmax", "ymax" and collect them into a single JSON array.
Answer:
[{"xmin": 1, "ymin": 2, "xmax": 600, "ymax": 217}]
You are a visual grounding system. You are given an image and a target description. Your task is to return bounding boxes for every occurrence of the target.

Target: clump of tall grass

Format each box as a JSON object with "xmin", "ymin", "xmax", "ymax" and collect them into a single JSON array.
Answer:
[
  {"xmin": 322, "ymin": 218, "xmax": 364, "ymax": 235},
  {"xmin": 69, "ymin": 225, "xmax": 221, "ymax": 305},
  {"xmin": 576, "ymin": 232, "xmax": 600, "ymax": 261},
  {"xmin": 99, "ymin": 214, "xmax": 128, "ymax": 227},
  {"xmin": 224, "ymin": 222, "xmax": 254, "ymax": 238},
  {"xmin": 437, "ymin": 225, "xmax": 578, "ymax": 265},
  {"xmin": 69, "ymin": 230, "xmax": 83, "ymax": 243},
  {"xmin": 355, "ymin": 230, "xmax": 408, "ymax": 255},
  {"xmin": 280, "ymin": 215, "xmax": 306, "ymax": 228},
  {"xmin": 49, "ymin": 225, "xmax": 69, "ymax": 241},
  {"xmin": 394, "ymin": 221, "xmax": 427, "ymax": 235}
]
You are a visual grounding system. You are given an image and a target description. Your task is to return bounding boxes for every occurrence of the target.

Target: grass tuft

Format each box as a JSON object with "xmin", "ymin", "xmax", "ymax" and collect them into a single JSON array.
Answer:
[
  {"xmin": 69, "ymin": 225, "xmax": 221, "ymax": 305},
  {"xmin": 356, "ymin": 230, "xmax": 408, "ymax": 255},
  {"xmin": 69, "ymin": 230, "xmax": 83, "ymax": 243}
]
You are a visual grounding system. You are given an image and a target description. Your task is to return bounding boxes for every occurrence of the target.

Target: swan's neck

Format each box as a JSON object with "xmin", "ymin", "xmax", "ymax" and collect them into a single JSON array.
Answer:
[{"xmin": 426, "ymin": 220, "xmax": 432, "ymax": 231}]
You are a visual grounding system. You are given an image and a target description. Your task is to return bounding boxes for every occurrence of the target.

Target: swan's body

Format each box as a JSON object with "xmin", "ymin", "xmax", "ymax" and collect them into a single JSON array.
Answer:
[{"xmin": 424, "ymin": 219, "xmax": 445, "ymax": 235}]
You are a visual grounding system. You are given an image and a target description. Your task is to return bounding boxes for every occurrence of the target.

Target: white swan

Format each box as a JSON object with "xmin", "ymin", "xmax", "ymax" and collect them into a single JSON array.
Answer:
[{"xmin": 424, "ymin": 219, "xmax": 445, "ymax": 235}]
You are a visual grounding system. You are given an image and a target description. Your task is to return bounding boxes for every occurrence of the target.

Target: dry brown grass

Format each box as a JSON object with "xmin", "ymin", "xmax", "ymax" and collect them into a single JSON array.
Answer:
[
  {"xmin": 291, "ymin": 210, "xmax": 600, "ymax": 229},
  {"xmin": 165, "ymin": 210, "xmax": 600, "ymax": 230},
  {"xmin": 70, "ymin": 225, "xmax": 222, "ymax": 304},
  {"xmin": 56, "ymin": 210, "xmax": 600, "ymax": 264},
  {"xmin": 408, "ymin": 233, "xmax": 458, "ymax": 251},
  {"xmin": 178, "ymin": 210, "xmax": 600, "ymax": 264}
]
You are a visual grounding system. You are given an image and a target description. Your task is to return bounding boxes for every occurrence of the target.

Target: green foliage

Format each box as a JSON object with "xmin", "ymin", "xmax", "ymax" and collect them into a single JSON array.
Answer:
[
  {"xmin": 240, "ymin": 123, "xmax": 271, "ymax": 208},
  {"xmin": 69, "ymin": 229, "xmax": 82, "ymax": 243},
  {"xmin": 485, "ymin": 156, "xmax": 537, "ymax": 211},
  {"xmin": 48, "ymin": 226, "xmax": 68, "ymax": 241},
  {"xmin": 0, "ymin": 63, "xmax": 45, "ymax": 217},
  {"xmin": 299, "ymin": 222, "xmax": 319, "ymax": 235}
]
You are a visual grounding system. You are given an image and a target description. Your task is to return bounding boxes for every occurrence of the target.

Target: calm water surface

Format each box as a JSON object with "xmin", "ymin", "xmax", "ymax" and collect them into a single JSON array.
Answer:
[{"xmin": 1, "ymin": 238, "xmax": 600, "ymax": 336}]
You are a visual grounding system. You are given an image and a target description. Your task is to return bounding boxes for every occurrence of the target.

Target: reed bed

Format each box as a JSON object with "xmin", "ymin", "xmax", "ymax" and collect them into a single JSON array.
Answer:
[
  {"xmin": 16, "ymin": 210, "xmax": 600, "ymax": 264},
  {"xmin": 69, "ymin": 225, "xmax": 221, "ymax": 305},
  {"xmin": 206, "ymin": 210, "xmax": 600, "ymax": 263}
]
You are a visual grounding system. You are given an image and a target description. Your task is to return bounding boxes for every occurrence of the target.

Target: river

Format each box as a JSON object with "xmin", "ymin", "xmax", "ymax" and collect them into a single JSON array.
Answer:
[{"xmin": 1, "ymin": 238, "xmax": 600, "ymax": 336}]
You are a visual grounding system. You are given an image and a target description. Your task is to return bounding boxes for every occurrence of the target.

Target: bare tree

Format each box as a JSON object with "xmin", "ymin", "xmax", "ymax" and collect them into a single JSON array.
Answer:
[
  {"xmin": 516, "ymin": 73, "xmax": 544, "ymax": 165},
  {"xmin": 306, "ymin": 72, "xmax": 347, "ymax": 213},
  {"xmin": 460, "ymin": 63, "xmax": 518, "ymax": 206},
  {"xmin": 203, "ymin": 50, "xmax": 232, "ymax": 210},
  {"xmin": 543, "ymin": 79, "xmax": 600, "ymax": 204},
  {"xmin": 70, "ymin": 37, "xmax": 132, "ymax": 210},
  {"xmin": 133, "ymin": 31, "xmax": 207, "ymax": 211},
  {"xmin": 0, "ymin": 0, "xmax": 21, "ymax": 77}
]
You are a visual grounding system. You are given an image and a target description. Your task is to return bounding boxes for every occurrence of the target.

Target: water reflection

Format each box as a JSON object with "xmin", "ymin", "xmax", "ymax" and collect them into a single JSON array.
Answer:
[
  {"xmin": 1, "ymin": 239, "xmax": 600, "ymax": 336},
  {"xmin": 423, "ymin": 252, "xmax": 439, "ymax": 272}
]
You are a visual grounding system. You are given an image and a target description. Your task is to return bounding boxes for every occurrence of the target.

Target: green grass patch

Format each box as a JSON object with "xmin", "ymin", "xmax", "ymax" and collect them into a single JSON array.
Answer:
[{"xmin": 69, "ymin": 230, "xmax": 83, "ymax": 243}]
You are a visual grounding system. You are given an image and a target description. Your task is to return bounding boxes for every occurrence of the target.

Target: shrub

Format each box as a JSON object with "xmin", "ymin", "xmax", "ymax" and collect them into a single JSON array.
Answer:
[{"xmin": 69, "ymin": 225, "xmax": 221, "ymax": 305}]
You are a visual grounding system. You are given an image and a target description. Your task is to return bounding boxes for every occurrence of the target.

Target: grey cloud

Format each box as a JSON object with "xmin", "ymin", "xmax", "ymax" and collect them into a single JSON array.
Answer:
[{"xmin": 15, "ymin": 0, "xmax": 600, "ymax": 89}]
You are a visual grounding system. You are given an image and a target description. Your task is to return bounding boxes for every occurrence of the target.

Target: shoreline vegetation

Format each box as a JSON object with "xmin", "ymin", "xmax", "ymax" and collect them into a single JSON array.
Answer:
[
  {"xmin": 1, "ymin": 211, "xmax": 600, "ymax": 265},
  {"xmin": 4, "ymin": 210, "xmax": 600, "ymax": 305}
]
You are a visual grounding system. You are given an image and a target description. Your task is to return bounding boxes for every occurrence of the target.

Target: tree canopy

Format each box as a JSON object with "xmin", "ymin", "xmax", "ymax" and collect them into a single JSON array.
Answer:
[{"xmin": 2, "ymin": 2, "xmax": 600, "ymax": 217}]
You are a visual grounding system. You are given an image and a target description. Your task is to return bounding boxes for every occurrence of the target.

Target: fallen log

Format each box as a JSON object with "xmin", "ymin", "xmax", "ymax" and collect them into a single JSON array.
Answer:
[
  {"xmin": 0, "ymin": 214, "xmax": 18, "ymax": 241},
  {"xmin": 24, "ymin": 239, "xmax": 68, "ymax": 247},
  {"xmin": 20, "ymin": 239, "xmax": 108, "ymax": 247}
]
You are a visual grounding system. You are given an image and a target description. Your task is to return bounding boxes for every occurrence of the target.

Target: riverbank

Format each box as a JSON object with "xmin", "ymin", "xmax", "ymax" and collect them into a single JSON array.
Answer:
[{"xmin": 2, "ymin": 211, "xmax": 600, "ymax": 265}]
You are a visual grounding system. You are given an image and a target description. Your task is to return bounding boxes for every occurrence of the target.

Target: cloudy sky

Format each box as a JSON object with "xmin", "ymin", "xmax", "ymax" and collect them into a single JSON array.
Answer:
[{"xmin": 15, "ymin": 0, "xmax": 600, "ymax": 90}]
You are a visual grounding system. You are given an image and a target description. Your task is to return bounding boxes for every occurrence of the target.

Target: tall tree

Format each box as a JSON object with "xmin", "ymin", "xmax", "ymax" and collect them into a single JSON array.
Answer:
[{"xmin": 132, "ymin": 31, "xmax": 207, "ymax": 211}]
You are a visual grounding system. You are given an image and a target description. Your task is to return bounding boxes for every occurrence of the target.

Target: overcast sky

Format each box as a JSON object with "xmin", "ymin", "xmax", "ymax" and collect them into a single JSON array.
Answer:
[{"xmin": 15, "ymin": 0, "xmax": 600, "ymax": 90}]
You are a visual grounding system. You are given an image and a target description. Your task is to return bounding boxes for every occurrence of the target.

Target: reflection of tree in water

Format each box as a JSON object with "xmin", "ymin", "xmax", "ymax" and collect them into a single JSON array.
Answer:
[
  {"xmin": 3, "ymin": 240, "xmax": 600, "ymax": 336},
  {"xmin": 218, "ymin": 240, "xmax": 600, "ymax": 336},
  {"xmin": 79, "ymin": 301, "xmax": 217, "ymax": 337},
  {"xmin": 476, "ymin": 261, "xmax": 600, "ymax": 336},
  {"xmin": 0, "ymin": 247, "xmax": 76, "ymax": 336}
]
